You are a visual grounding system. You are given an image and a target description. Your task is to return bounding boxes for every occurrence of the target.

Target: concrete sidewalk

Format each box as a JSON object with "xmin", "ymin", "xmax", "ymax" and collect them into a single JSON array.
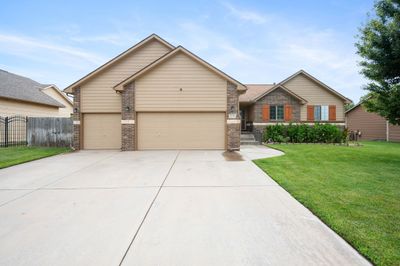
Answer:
[{"xmin": 0, "ymin": 146, "xmax": 370, "ymax": 266}]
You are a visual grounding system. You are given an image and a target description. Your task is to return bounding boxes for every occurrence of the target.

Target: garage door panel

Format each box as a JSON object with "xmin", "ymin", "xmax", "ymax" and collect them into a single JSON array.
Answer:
[
  {"xmin": 138, "ymin": 113, "xmax": 225, "ymax": 150},
  {"xmin": 83, "ymin": 114, "xmax": 121, "ymax": 149}
]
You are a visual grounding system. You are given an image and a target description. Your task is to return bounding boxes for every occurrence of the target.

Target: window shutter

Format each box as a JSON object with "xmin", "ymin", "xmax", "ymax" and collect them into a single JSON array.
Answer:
[
  {"xmin": 329, "ymin": 105, "xmax": 336, "ymax": 121},
  {"xmin": 307, "ymin": 105, "xmax": 314, "ymax": 121},
  {"xmin": 284, "ymin": 105, "xmax": 293, "ymax": 121},
  {"xmin": 262, "ymin": 105, "xmax": 270, "ymax": 121}
]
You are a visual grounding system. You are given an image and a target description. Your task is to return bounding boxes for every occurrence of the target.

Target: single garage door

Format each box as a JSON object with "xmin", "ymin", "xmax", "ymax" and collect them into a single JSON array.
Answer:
[
  {"xmin": 83, "ymin": 113, "xmax": 121, "ymax": 149},
  {"xmin": 137, "ymin": 112, "xmax": 225, "ymax": 150}
]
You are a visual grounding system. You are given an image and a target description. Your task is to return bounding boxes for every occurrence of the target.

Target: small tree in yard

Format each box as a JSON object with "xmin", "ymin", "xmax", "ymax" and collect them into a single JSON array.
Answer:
[{"xmin": 356, "ymin": 0, "xmax": 400, "ymax": 125}]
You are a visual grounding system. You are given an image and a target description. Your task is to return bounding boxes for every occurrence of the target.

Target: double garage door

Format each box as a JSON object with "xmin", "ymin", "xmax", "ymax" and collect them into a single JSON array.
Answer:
[{"xmin": 83, "ymin": 112, "xmax": 225, "ymax": 150}]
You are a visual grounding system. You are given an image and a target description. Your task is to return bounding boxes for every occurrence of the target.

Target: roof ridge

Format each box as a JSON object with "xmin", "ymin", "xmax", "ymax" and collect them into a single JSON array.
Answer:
[
  {"xmin": 0, "ymin": 68, "xmax": 45, "ymax": 87},
  {"xmin": 279, "ymin": 69, "xmax": 351, "ymax": 103},
  {"xmin": 0, "ymin": 69, "xmax": 65, "ymax": 107},
  {"xmin": 245, "ymin": 83, "xmax": 274, "ymax": 85},
  {"xmin": 114, "ymin": 45, "xmax": 246, "ymax": 91},
  {"xmin": 64, "ymin": 34, "xmax": 175, "ymax": 93}
]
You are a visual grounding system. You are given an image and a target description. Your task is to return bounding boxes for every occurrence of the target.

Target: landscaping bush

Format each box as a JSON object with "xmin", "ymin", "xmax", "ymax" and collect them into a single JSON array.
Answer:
[
  {"xmin": 262, "ymin": 123, "xmax": 345, "ymax": 143},
  {"xmin": 262, "ymin": 124, "xmax": 285, "ymax": 143}
]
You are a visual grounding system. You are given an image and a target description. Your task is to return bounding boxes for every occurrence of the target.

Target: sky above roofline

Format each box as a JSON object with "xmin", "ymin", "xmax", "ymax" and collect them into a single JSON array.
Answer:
[{"xmin": 0, "ymin": 0, "xmax": 374, "ymax": 103}]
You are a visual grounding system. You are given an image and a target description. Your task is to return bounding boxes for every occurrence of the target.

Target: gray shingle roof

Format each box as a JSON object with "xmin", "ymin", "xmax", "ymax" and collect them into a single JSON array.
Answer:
[{"xmin": 0, "ymin": 69, "xmax": 64, "ymax": 107}]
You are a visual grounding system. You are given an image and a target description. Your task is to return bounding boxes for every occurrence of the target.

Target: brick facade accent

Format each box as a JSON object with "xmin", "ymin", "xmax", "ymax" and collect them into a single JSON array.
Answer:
[
  {"xmin": 227, "ymin": 82, "xmax": 240, "ymax": 151},
  {"xmin": 250, "ymin": 88, "xmax": 302, "ymax": 142},
  {"xmin": 253, "ymin": 88, "xmax": 301, "ymax": 123},
  {"xmin": 72, "ymin": 87, "xmax": 81, "ymax": 150},
  {"xmin": 121, "ymin": 82, "xmax": 135, "ymax": 151},
  {"xmin": 253, "ymin": 125, "xmax": 265, "ymax": 143}
]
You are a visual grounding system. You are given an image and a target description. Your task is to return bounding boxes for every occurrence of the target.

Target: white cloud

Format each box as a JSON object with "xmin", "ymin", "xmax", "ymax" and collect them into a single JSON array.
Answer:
[
  {"xmin": 70, "ymin": 34, "xmax": 125, "ymax": 45},
  {"xmin": 265, "ymin": 26, "xmax": 365, "ymax": 102},
  {"xmin": 0, "ymin": 33, "xmax": 106, "ymax": 65},
  {"xmin": 0, "ymin": 32, "xmax": 111, "ymax": 88},
  {"xmin": 68, "ymin": 21, "xmax": 143, "ymax": 47},
  {"xmin": 222, "ymin": 2, "xmax": 268, "ymax": 24},
  {"xmin": 178, "ymin": 22, "xmax": 255, "ymax": 69}
]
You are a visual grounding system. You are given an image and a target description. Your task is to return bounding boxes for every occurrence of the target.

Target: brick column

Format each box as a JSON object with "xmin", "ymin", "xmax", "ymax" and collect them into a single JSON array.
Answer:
[
  {"xmin": 227, "ymin": 82, "xmax": 240, "ymax": 151},
  {"xmin": 72, "ymin": 87, "xmax": 81, "ymax": 150},
  {"xmin": 121, "ymin": 81, "xmax": 135, "ymax": 151}
]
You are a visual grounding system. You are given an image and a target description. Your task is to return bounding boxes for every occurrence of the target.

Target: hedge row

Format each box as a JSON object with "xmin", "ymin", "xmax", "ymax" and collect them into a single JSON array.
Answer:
[{"xmin": 262, "ymin": 123, "xmax": 347, "ymax": 143}]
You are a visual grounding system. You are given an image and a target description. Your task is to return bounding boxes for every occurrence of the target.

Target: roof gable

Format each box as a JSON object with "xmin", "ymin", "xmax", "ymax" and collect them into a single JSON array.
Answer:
[
  {"xmin": 114, "ymin": 46, "xmax": 246, "ymax": 91},
  {"xmin": 345, "ymin": 102, "xmax": 362, "ymax": 114},
  {"xmin": 281, "ymin": 70, "xmax": 351, "ymax": 103},
  {"xmin": 42, "ymin": 85, "xmax": 73, "ymax": 107},
  {"xmin": 64, "ymin": 34, "xmax": 174, "ymax": 93},
  {"xmin": 0, "ymin": 69, "xmax": 64, "ymax": 107},
  {"xmin": 253, "ymin": 84, "xmax": 308, "ymax": 104}
]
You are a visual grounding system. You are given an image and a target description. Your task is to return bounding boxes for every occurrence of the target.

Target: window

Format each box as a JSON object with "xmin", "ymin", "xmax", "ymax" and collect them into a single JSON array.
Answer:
[
  {"xmin": 314, "ymin": 105, "xmax": 328, "ymax": 121},
  {"xmin": 321, "ymin": 106, "xmax": 329, "ymax": 121},
  {"xmin": 269, "ymin": 105, "xmax": 284, "ymax": 120},
  {"xmin": 314, "ymin": 106, "xmax": 321, "ymax": 121}
]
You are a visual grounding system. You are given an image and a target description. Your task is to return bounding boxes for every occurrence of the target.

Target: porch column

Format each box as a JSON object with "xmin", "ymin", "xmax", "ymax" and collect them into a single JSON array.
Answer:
[
  {"xmin": 121, "ymin": 81, "xmax": 135, "ymax": 151},
  {"xmin": 227, "ymin": 82, "xmax": 240, "ymax": 151}
]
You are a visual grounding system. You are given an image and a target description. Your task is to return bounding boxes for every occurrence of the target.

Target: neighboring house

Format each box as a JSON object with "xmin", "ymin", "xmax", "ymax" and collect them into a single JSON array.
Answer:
[
  {"xmin": 0, "ymin": 69, "xmax": 73, "ymax": 117},
  {"xmin": 64, "ymin": 34, "xmax": 246, "ymax": 151},
  {"xmin": 239, "ymin": 70, "xmax": 352, "ymax": 141},
  {"xmin": 345, "ymin": 102, "xmax": 400, "ymax": 142}
]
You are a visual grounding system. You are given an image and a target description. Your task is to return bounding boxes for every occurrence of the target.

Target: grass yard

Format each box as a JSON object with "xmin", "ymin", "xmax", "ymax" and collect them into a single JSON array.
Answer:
[
  {"xmin": 254, "ymin": 142, "xmax": 400, "ymax": 266},
  {"xmin": 0, "ymin": 146, "xmax": 71, "ymax": 169}
]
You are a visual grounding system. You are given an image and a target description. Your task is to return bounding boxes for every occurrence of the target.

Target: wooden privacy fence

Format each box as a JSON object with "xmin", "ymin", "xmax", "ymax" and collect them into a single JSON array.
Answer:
[{"xmin": 27, "ymin": 117, "xmax": 73, "ymax": 147}]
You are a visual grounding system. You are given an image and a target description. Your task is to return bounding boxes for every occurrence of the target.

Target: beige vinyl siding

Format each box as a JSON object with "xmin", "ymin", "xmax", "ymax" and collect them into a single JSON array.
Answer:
[
  {"xmin": 137, "ymin": 112, "xmax": 225, "ymax": 150},
  {"xmin": 283, "ymin": 73, "xmax": 345, "ymax": 121},
  {"xmin": 0, "ymin": 98, "xmax": 61, "ymax": 117},
  {"xmin": 42, "ymin": 87, "xmax": 73, "ymax": 117},
  {"xmin": 135, "ymin": 52, "xmax": 227, "ymax": 111},
  {"xmin": 80, "ymin": 40, "xmax": 171, "ymax": 113},
  {"xmin": 83, "ymin": 113, "xmax": 121, "ymax": 149},
  {"xmin": 346, "ymin": 105, "xmax": 387, "ymax": 140}
]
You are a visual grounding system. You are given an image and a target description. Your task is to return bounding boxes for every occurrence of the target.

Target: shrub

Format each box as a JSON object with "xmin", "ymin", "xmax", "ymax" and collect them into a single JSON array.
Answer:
[
  {"xmin": 287, "ymin": 123, "xmax": 298, "ymax": 142},
  {"xmin": 263, "ymin": 124, "xmax": 285, "ymax": 142},
  {"xmin": 263, "ymin": 123, "xmax": 345, "ymax": 143},
  {"xmin": 297, "ymin": 124, "xmax": 309, "ymax": 143}
]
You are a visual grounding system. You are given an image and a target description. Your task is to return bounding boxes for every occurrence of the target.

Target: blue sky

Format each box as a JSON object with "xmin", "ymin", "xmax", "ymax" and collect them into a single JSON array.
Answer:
[{"xmin": 0, "ymin": 0, "xmax": 374, "ymax": 102}]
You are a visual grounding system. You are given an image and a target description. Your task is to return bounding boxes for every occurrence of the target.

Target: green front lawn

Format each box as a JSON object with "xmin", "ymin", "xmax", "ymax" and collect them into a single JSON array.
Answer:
[
  {"xmin": 254, "ymin": 142, "xmax": 400, "ymax": 266},
  {"xmin": 0, "ymin": 146, "xmax": 71, "ymax": 169}
]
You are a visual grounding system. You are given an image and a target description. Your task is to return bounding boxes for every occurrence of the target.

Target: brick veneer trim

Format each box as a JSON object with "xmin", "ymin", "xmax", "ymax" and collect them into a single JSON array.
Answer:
[
  {"xmin": 121, "ymin": 82, "xmax": 135, "ymax": 151},
  {"xmin": 72, "ymin": 87, "xmax": 81, "ymax": 150},
  {"xmin": 227, "ymin": 82, "xmax": 240, "ymax": 151}
]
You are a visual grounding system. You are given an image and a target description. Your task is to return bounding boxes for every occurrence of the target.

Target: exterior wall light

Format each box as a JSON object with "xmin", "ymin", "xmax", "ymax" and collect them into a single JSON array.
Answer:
[
  {"xmin": 229, "ymin": 105, "xmax": 237, "ymax": 119},
  {"xmin": 125, "ymin": 106, "xmax": 131, "ymax": 112}
]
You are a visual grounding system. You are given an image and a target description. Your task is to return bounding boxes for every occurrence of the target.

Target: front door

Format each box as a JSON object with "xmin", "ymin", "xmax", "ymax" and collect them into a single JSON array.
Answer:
[{"xmin": 240, "ymin": 109, "xmax": 246, "ymax": 131}]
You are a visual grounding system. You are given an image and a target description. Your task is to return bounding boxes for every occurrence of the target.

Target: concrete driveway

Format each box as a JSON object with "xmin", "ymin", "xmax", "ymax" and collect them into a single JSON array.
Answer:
[{"xmin": 0, "ymin": 146, "xmax": 369, "ymax": 266}]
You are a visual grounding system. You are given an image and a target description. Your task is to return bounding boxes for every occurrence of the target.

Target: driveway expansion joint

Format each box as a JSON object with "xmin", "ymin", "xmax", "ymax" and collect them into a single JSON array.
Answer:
[{"xmin": 118, "ymin": 150, "xmax": 180, "ymax": 266}]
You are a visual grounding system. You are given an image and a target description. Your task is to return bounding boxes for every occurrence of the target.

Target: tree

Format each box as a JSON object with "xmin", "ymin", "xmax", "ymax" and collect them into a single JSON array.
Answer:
[
  {"xmin": 356, "ymin": 0, "xmax": 400, "ymax": 125},
  {"xmin": 345, "ymin": 103, "xmax": 355, "ymax": 111}
]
